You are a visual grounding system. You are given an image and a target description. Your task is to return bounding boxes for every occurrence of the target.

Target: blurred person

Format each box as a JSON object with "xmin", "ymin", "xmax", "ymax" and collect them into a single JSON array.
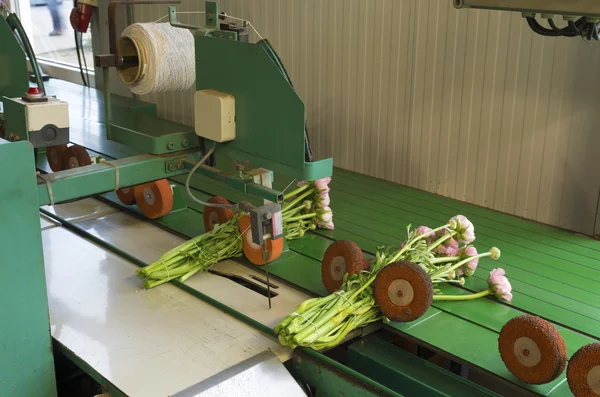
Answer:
[{"xmin": 47, "ymin": 0, "xmax": 63, "ymax": 36}]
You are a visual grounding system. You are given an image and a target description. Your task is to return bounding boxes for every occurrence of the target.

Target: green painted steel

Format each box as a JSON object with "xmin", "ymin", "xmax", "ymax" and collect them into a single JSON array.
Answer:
[
  {"xmin": 0, "ymin": 140, "xmax": 57, "ymax": 397},
  {"xmin": 194, "ymin": 34, "xmax": 333, "ymax": 181},
  {"xmin": 36, "ymin": 152, "xmax": 203, "ymax": 206},
  {"xmin": 348, "ymin": 336, "xmax": 502, "ymax": 397},
  {"xmin": 0, "ymin": 16, "xmax": 29, "ymax": 98},
  {"xmin": 0, "ymin": 97, "xmax": 28, "ymax": 142},
  {"xmin": 288, "ymin": 349, "xmax": 403, "ymax": 397}
]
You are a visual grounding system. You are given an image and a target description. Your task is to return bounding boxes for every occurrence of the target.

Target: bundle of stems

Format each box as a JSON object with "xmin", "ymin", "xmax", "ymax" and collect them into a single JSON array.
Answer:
[{"xmin": 137, "ymin": 214, "xmax": 244, "ymax": 289}]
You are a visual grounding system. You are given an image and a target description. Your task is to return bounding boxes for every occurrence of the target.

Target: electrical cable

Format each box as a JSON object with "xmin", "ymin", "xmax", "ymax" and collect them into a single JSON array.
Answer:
[
  {"xmin": 588, "ymin": 22, "xmax": 594, "ymax": 40},
  {"xmin": 185, "ymin": 142, "xmax": 240, "ymax": 211},
  {"xmin": 74, "ymin": 29, "xmax": 87, "ymax": 86},
  {"xmin": 79, "ymin": 31, "xmax": 90, "ymax": 85}
]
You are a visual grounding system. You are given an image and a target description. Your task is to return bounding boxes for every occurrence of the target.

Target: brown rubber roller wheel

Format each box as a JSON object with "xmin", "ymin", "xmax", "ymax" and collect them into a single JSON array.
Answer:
[
  {"xmin": 62, "ymin": 145, "xmax": 92, "ymax": 169},
  {"xmin": 46, "ymin": 144, "xmax": 68, "ymax": 172},
  {"xmin": 321, "ymin": 240, "xmax": 365, "ymax": 293},
  {"xmin": 498, "ymin": 314, "xmax": 567, "ymax": 385},
  {"xmin": 567, "ymin": 343, "xmax": 600, "ymax": 397},
  {"xmin": 374, "ymin": 261, "xmax": 433, "ymax": 323},
  {"xmin": 203, "ymin": 196, "xmax": 234, "ymax": 232},
  {"xmin": 116, "ymin": 187, "xmax": 137, "ymax": 205},
  {"xmin": 133, "ymin": 179, "xmax": 173, "ymax": 219}
]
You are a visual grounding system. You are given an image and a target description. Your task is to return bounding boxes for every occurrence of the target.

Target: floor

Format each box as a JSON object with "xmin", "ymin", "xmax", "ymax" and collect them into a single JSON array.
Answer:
[{"xmin": 42, "ymin": 78, "xmax": 600, "ymax": 397}]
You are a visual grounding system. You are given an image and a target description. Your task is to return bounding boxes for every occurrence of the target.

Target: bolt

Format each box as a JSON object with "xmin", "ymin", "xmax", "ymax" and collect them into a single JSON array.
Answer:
[
  {"xmin": 196, "ymin": 58, "xmax": 200, "ymax": 61},
  {"xmin": 182, "ymin": 139, "xmax": 190, "ymax": 148},
  {"xmin": 397, "ymin": 289, "xmax": 404, "ymax": 298},
  {"xmin": 523, "ymin": 349, "xmax": 530, "ymax": 357},
  {"xmin": 176, "ymin": 160, "xmax": 184, "ymax": 169},
  {"xmin": 168, "ymin": 163, "xmax": 175, "ymax": 171},
  {"xmin": 295, "ymin": 355, "xmax": 301, "ymax": 364},
  {"xmin": 7, "ymin": 132, "xmax": 15, "ymax": 140},
  {"xmin": 335, "ymin": 265, "xmax": 341, "ymax": 272},
  {"xmin": 167, "ymin": 141, "xmax": 175, "ymax": 150}
]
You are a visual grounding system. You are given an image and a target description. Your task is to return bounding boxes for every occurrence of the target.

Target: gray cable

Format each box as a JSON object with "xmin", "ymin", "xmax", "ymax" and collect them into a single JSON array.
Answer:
[{"xmin": 185, "ymin": 142, "xmax": 239, "ymax": 211}]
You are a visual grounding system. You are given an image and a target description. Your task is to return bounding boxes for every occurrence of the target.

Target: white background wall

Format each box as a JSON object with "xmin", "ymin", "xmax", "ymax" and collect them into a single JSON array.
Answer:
[{"xmin": 122, "ymin": 0, "xmax": 600, "ymax": 236}]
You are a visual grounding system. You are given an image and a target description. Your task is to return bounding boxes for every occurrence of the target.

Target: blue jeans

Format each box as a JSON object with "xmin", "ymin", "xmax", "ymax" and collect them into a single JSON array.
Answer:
[{"xmin": 47, "ymin": 0, "xmax": 63, "ymax": 31}]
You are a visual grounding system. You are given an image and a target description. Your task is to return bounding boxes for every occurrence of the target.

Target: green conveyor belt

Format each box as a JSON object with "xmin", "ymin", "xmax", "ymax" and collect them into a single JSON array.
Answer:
[{"xmin": 42, "ymin": 79, "xmax": 599, "ymax": 397}]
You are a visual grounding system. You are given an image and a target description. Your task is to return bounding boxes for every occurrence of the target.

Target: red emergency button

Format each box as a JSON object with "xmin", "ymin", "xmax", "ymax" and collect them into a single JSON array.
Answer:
[{"xmin": 27, "ymin": 87, "xmax": 43, "ymax": 96}]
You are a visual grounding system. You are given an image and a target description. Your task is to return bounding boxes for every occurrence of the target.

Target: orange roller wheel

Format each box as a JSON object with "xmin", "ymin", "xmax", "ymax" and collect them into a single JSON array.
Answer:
[
  {"xmin": 116, "ymin": 187, "xmax": 137, "ymax": 205},
  {"xmin": 238, "ymin": 214, "xmax": 283, "ymax": 265},
  {"xmin": 321, "ymin": 240, "xmax": 366, "ymax": 293},
  {"xmin": 498, "ymin": 315, "xmax": 567, "ymax": 385},
  {"xmin": 62, "ymin": 145, "xmax": 92, "ymax": 169},
  {"xmin": 567, "ymin": 343, "xmax": 600, "ymax": 397},
  {"xmin": 203, "ymin": 196, "xmax": 234, "ymax": 232},
  {"xmin": 46, "ymin": 144, "xmax": 68, "ymax": 172},
  {"xmin": 374, "ymin": 261, "xmax": 433, "ymax": 323},
  {"xmin": 133, "ymin": 179, "xmax": 173, "ymax": 219}
]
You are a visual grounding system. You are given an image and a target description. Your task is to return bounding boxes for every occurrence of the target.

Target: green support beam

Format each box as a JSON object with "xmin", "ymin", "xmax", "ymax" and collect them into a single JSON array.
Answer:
[
  {"xmin": 0, "ymin": 139, "xmax": 57, "ymax": 397},
  {"xmin": 36, "ymin": 152, "xmax": 202, "ymax": 206},
  {"xmin": 348, "ymin": 336, "xmax": 502, "ymax": 397}
]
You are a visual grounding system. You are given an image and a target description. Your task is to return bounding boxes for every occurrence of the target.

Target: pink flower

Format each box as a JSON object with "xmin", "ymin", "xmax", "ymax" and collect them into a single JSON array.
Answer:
[
  {"xmin": 458, "ymin": 246, "xmax": 478, "ymax": 276},
  {"xmin": 435, "ymin": 245, "xmax": 458, "ymax": 257},
  {"xmin": 316, "ymin": 219, "xmax": 334, "ymax": 229},
  {"xmin": 314, "ymin": 178, "xmax": 330, "ymax": 191},
  {"xmin": 317, "ymin": 208, "xmax": 333, "ymax": 223},
  {"xmin": 316, "ymin": 192, "xmax": 331, "ymax": 207},
  {"xmin": 449, "ymin": 215, "xmax": 475, "ymax": 244},
  {"xmin": 415, "ymin": 226, "xmax": 434, "ymax": 239},
  {"xmin": 488, "ymin": 268, "xmax": 512, "ymax": 301}
]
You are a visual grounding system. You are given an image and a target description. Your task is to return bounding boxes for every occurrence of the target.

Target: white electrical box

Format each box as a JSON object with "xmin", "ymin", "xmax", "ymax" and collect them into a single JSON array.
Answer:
[{"xmin": 194, "ymin": 89, "xmax": 236, "ymax": 143}]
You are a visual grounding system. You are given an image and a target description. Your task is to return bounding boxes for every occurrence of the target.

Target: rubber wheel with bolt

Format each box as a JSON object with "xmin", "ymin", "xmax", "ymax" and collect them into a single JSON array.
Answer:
[
  {"xmin": 133, "ymin": 179, "xmax": 173, "ymax": 219},
  {"xmin": 46, "ymin": 144, "xmax": 69, "ymax": 172},
  {"xmin": 321, "ymin": 240, "xmax": 366, "ymax": 293},
  {"xmin": 373, "ymin": 261, "xmax": 433, "ymax": 323},
  {"xmin": 567, "ymin": 342, "xmax": 600, "ymax": 397},
  {"xmin": 238, "ymin": 214, "xmax": 283, "ymax": 265},
  {"xmin": 498, "ymin": 314, "xmax": 567, "ymax": 385},
  {"xmin": 203, "ymin": 196, "xmax": 234, "ymax": 232},
  {"xmin": 62, "ymin": 145, "xmax": 92, "ymax": 169},
  {"xmin": 116, "ymin": 187, "xmax": 137, "ymax": 205}
]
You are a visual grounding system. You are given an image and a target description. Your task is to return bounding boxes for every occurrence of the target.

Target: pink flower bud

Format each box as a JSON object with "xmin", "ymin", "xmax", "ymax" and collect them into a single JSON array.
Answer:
[
  {"xmin": 318, "ymin": 211, "xmax": 333, "ymax": 223},
  {"xmin": 317, "ymin": 193, "xmax": 331, "ymax": 207},
  {"xmin": 488, "ymin": 268, "xmax": 512, "ymax": 301},
  {"xmin": 314, "ymin": 178, "xmax": 330, "ymax": 191},
  {"xmin": 449, "ymin": 215, "xmax": 475, "ymax": 244},
  {"xmin": 316, "ymin": 219, "xmax": 334, "ymax": 230},
  {"xmin": 489, "ymin": 247, "xmax": 501, "ymax": 260},
  {"xmin": 415, "ymin": 226, "xmax": 434, "ymax": 238},
  {"xmin": 458, "ymin": 246, "xmax": 478, "ymax": 276}
]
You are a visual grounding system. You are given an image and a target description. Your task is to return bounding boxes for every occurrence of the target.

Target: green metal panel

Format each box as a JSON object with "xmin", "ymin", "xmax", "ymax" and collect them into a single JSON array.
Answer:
[
  {"xmin": 194, "ymin": 34, "xmax": 333, "ymax": 181},
  {"xmin": 0, "ymin": 139, "xmax": 57, "ymax": 397},
  {"xmin": 1, "ymin": 96, "xmax": 28, "ymax": 142},
  {"xmin": 0, "ymin": 16, "xmax": 29, "ymax": 98},
  {"xmin": 288, "ymin": 349, "xmax": 403, "ymax": 397},
  {"xmin": 348, "ymin": 336, "xmax": 502, "ymax": 397},
  {"xmin": 109, "ymin": 105, "xmax": 199, "ymax": 155}
]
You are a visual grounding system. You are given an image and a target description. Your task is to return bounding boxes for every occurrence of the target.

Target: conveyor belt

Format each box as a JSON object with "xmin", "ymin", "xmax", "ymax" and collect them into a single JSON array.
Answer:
[{"xmin": 43, "ymin": 79, "xmax": 600, "ymax": 397}]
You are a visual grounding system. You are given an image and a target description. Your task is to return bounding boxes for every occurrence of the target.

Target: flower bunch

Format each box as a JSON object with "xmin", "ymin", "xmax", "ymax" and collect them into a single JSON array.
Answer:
[{"xmin": 281, "ymin": 177, "xmax": 334, "ymax": 239}]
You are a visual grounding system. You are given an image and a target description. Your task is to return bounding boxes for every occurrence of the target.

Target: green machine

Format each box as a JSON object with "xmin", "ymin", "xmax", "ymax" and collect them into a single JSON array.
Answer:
[{"xmin": 2, "ymin": 1, "xmax": 600, "ymax": 397}]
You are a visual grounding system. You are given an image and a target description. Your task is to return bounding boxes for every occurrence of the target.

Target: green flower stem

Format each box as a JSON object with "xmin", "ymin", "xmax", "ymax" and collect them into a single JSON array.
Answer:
[
  {"xmin": 284, "ymin": 213, "xmax": 317, "ymax": 223},
  {"xmin": 433, "ymin": 289, "xmax": 490, "ymax": 301},
  {"xmin": 284, "ymin": 183, "xmax": 311, "ymax": 200},
  {"xmin": 388, "ymin": 224, "xmax": 450, "ymax": 264},
  {"xmin": 282, "ymin": 205, "xmax": 305, "ymax": 219},
  {"xmin": 430, "ymin": 256, "xmax": 459, "ymax": 264},
  {"xmin": 427, "ymin": 230, "xmax": 457, "ymax": 252},
  {"xmin": 431, "ymin": 252, "xmax": 492, "ymax": 279},
  {"xmin": 283, "ymin": 189, "xmax": 315, "ymax": 213}
]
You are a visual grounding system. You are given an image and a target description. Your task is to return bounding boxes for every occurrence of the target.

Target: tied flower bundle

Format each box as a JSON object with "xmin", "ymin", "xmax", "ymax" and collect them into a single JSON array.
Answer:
[
  {"xmin": 138, "ymin": 177, "xmax": 335, "ymax": 289},
  {"xmin": 282, "ymin": 177, "xmax": 334, "ymax": 239},
  {"xmin": 274, "ymin": 215, "xmax": 513, "ymax": 350},
  {"xmin": 136, "ymin": 214, "xmax": 244, "ymax": 289}
]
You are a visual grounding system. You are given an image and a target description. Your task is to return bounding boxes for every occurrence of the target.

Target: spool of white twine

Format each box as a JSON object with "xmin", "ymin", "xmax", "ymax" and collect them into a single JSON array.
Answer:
[{"xmin": 118, "ymin": 22, "xmax": 195, "ymax": 96}]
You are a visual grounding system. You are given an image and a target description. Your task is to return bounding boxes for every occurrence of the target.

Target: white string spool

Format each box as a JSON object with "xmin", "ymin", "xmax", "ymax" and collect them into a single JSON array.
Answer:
[{"xmin": 117, "ymin": 22, "xmax": 195, "ymax": 96}]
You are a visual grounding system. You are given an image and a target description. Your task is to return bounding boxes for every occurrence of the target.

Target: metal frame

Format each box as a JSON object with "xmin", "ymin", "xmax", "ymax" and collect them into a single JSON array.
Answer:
[{"xmin": 454, "ymin": 0, "xmax": 600, "ymax": 17}]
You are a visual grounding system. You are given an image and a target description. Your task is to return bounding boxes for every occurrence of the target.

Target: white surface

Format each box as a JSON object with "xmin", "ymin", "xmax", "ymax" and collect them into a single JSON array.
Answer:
[
  {"xmin": 43, "ymin": 226, "xmax": 289, "ymax": 397},
  {"xmin": 40, "ymin": 214, "xmax": 60, "ymax": 230},
  {"xmin": 194, "ymin": 90, "xmax": 236, "ymax": 142},
  {"xmin": 41, "ymin": 197, "xmax": 119, "ymax": 223},
  {"xmin": 75, "ymin": 210, "xmax": 311, "ymax": 329},
  {"xmin": 13, "ymin": 97, "xmax": 69, "ymax": 131}
]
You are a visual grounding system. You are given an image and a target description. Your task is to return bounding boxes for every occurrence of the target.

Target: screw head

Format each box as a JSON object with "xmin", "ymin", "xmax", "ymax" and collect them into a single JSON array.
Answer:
[
  {"xmin": 167, "ymin": 141, "xmax": 175, "ymax": 150},
  {"xmin": 176, "ymin": 160, "xmax": 183, "ymax": 169},
  {"xmin": 168, "ymin": 163, "xmax": 175, "ymax": 171},
  {"xmin": 182, "ymin": 139, "xmax": 190, "ymax": 148}
]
